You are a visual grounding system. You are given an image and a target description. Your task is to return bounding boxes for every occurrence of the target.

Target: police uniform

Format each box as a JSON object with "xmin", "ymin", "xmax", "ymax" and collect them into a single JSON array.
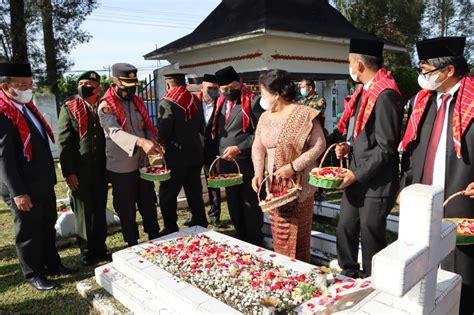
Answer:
[
  {"xmin": 98, "ymin": 63, "xmax": 160, "ymax": 246},
  {"xmin": 57, "ymin": 71, "xmax": 108, "ymax": 265}
]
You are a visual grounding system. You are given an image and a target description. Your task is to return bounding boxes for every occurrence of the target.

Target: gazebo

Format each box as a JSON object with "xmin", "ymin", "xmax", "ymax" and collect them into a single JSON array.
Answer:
[{"xmin": 144, "ymin": 0, "xmax": 405, "ymax": 130}]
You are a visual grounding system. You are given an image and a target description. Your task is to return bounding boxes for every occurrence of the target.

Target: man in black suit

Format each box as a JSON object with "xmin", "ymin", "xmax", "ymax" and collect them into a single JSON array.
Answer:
[
  {"xmin": 0, "ymin": 63, "xmax": 77, "ymax": 291},
  {"xmin": 399, "ymin": 36, "xmax": 474, "ymax": 314},
  {"xmin": 335, "ymin": 39, "xmax": 403, "ymax": 278},
  {"xmin": 190, "ymin": 74, "xmax": 225, "ymax": 228},
  {"xmin": 212, "ymin": 66, "xmax": 264, "ymax": 246},
  {"xmin": 157, "ymin": 68, "xmax": 208, "ymax": 236}
]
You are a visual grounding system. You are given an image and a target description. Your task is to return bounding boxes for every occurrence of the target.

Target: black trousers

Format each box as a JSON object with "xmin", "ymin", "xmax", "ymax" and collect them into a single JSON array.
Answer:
[
  {"xmin": 70, "ymin": 172, "xmax": 108, "ymax": 257},
  {"xmin": 159, "ymin": 164, "xmax": 207, "ymax": 230},
  {"xmin": 442, "ymin": 246, "xmax": 474, "ymax": 314},
  {"xmin": 203, "ymin": 161, "xmax": 221, "ymax": 221},
  {"xmin": 107, "ymin": 170, "xmax": 159, "ymax": 245},
  {"xmin": 222, "ymin": 159, "xmax": 263, "ymax": 246},
  {"xmin": 8, "ymin": 190, "xmax": 62, "ymax": 279},
  {"xmin": 336, "ymin": 191, "xmax": 393, "ymax": 275}
]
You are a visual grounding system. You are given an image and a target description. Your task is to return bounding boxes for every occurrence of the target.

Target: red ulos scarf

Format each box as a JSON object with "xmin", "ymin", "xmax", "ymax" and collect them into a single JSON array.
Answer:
[
  {"xmin": 338, "ymin": 68, "xmax": 401, "ymax": 138},
  {"xmin": 65, "ymin": 98, "xmax": 89, "ymax": 139},
  {"xmin": 101, "ymin": 87, "xmax": 158, "ymax": 139},
  {"xmin": 0, "ymin": 90, "xmax": 55, "ymax": 161},
  {"xmin": 162, "ymin": 85, "xmax": 198, "ymax": 121},
  {"xmin": 211, "ymin": 84, "xmax": 254, "ymax": 139},
  {"xmin": 400, "ymin": 74, "xmax": 474, "ymax": 158}
]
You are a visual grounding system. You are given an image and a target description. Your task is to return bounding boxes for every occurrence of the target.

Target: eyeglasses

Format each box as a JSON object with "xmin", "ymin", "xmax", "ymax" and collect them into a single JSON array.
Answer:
[{"xmin": 415, "ymin": 66, "xmax": 446, "ymax": 79}]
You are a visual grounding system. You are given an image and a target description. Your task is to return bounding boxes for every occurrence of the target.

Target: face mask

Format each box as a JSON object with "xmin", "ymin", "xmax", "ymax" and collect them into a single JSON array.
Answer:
[
  {"xmin": 349, "ymin": 66, "xmax": 359, "ymax": 82},
  {"xmin": 204, "ymin": 90, "xmax": 218, "ymax": 101},
  {"xmin": 117, "ymin": 86, "xmax": 136, "ymax": 101},
  {"xmin": 417, "ymin": 73, "xmax": 448, "ymax": 91},
  {"xmin": 223, "ymin": 89, "xmax": 241, "ymax": 102},
  {"xmin": 300, "ymin": 88, "xmax": 309, "ymax": 97},
  {"xmin": 78, "ymin": 85, "xmax": 96, "ymax": 99},
  {"xmin": 11, "ymin": 87, "xmax": 33, "ymax": 104},
  {"xmin": 259, "ymin": 96, "xmax": 276, "ymax": 111}
]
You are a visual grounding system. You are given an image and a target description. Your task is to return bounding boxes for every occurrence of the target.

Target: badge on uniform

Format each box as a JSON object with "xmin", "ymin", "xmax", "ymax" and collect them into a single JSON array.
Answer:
[{"xmin": 101, "ymin": 106, "xmax": 110, "ymax": 113}]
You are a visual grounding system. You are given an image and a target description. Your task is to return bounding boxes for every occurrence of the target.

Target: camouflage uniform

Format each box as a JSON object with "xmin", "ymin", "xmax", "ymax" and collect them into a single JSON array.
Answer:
[{"xmin": 297, "ymin": 93, "xmax": 326, "ymax": 113}]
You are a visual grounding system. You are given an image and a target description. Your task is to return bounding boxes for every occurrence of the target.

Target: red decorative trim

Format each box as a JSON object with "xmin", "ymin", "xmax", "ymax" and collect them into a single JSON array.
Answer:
[
  {"xmin": 180, "ymin": 52, "xmax": 263, "ymax": 69},
  {"xmin": 271, "ymin": 54, "xmax": 348, "ymax": 64}
]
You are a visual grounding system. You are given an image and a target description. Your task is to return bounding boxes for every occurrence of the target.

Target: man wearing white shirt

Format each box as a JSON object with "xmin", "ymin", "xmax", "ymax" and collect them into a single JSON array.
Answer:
[
  {"xmin": 190, "ymin": 74, "xmax": 223, "ymax": 227},
  {"xmin": 399, "ymin": 36, "xmax": 474, "ymax": 313}
]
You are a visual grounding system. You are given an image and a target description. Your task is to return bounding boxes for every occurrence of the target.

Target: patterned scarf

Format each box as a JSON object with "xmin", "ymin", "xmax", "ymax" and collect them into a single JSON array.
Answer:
[
  {"xmin": 101, "ymin": 87, "xmax": 158, "ymax": 139},
  {"xmin": 162, "ymin": 85, "xmax": 198, "ymax": 121},
  {"xmin": 211, "ymin": 84, "xmax": 254, "ymax": 139},
  {"xmin": 400, "ymin": 74, "xmax": 474, "ymax": 158},
  {"xmin": 338, "ymin": 68, "xmax": 401, "ymax": 138},
  {"xmin": 0, "ymin": 90, "xmax": 55, "ymax": 161},
  {"xmin": 65, "ymin": 98, "xmax": 89, "ymax": 139}
]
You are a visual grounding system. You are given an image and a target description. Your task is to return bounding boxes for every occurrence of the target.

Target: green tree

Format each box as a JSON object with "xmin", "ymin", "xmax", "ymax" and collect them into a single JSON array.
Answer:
[
  {"xmin": 391, "ymin": 67, "xmax": 420, "ymax": 104},
  {"xmin": 332, "ymin": 0, "xmax": 425, "ymax": 68}
]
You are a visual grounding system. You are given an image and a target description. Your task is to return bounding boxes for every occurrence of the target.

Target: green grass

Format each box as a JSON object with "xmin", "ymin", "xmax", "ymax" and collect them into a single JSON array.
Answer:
[{"xmin": 0, "ymin": 164, "xmax": 399, "ymax": 313}]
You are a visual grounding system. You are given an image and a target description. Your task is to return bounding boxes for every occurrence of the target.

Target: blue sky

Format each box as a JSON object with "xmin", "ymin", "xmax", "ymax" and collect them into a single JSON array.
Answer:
[{"xmin": 67, "ymin": 0, "xmax": 221, "ymax": 79}]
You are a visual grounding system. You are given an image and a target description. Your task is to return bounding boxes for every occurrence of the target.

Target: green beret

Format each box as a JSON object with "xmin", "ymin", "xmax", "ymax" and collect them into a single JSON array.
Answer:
[{"xmin": 77, "ymin": 71, "xmax": 101, "ymax": 83}]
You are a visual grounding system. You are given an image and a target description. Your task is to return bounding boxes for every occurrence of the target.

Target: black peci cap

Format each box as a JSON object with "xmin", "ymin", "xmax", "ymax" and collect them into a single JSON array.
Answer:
[
  {"xmin": 202, "ymin": 74, "xmax": 217, "ymax": 84},
  {"xmin": 0, "ymin": 62, "xmax": 32, "ymax": 77},
  {"xmin": 349, "ymin": 38, "xmax": 384, "ymax": 58},
  {"xmin": 215, "ymin": 66, "xmax": 240, "ymax": 86},
  {"xmin": 416, "ymin": 36, "xmax": 466, "ymax": 60}
]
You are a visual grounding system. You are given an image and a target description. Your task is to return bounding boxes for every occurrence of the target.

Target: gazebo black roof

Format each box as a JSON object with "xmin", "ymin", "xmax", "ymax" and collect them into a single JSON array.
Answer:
[{"xmin": 145, "ymin": 0, "xmax": 403, "ymax": 59}]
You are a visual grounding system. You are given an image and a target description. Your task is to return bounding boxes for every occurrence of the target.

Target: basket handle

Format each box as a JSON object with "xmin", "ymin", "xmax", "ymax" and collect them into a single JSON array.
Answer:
[
  {"xmin": 317, "ymin": 143, "xmax": 344, "ymax": 176},
  {"xmin": 209, "ymin": 156, "xmax": 241, "ymax": 177},
  {"xmin": 257, "ymin": 174, "xmax": 296, "ymax": 203},
  {"xmin": 443, "ymin": 190, "xmax": 466, "ymax": 208}
]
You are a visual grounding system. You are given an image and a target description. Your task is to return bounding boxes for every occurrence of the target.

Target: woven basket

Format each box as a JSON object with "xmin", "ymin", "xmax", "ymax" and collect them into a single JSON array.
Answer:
[
  {"xmin": 309, "ymin": 143, "xmax": 350, "ymax": 189},
  {"xmin": 442, "ymin": 191, "xmax": 474, "ymax": 245},
  {"xmin": 207, "ymin": 157, "xmax": 243, "ymax": 188},
  {"xmin": 139, "ymin": 156, "xmax": 171, "ymax": 182},
  {"xmin": 258, "ymin": 175, "xmax": 299, "ymax": 213}
]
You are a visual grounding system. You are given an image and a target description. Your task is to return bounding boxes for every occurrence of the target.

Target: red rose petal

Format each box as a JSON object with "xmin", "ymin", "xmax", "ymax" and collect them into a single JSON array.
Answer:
[
  {"xmin": 102, "ymin": 268, "xmax": 110, "ymax": 273},
  {"xmin": 269, "ymin": 254, "xmax": 276, "ymax": 258}
]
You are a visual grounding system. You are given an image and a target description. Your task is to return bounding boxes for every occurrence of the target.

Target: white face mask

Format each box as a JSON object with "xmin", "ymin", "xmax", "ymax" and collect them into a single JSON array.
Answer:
[
  {"xmin": 349, "ymin": 66, "xmax": 359, "ymax": 82},
  {"xmin": 11, "ymin": 87, "xmax": 33, "ymax": 104},
  {"xmin": 417, "ymin": 73, "xmax": 448, "ymax": 91},
  {"xmin": 260, "ymin": 96, "xmax": 276, "ymax": 111}
]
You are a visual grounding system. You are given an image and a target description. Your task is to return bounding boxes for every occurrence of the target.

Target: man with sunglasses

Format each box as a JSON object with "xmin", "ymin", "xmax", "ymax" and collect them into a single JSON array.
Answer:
[{"xmin": 400, "ymin": 36, "xmax": 474, "ymax": 313}]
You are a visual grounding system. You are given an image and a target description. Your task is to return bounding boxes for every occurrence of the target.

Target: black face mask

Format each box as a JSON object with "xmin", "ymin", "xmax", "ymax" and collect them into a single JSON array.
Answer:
[
  {"xmin": 117, "ymin": 86, "xmax": 136, "ymax": 101},
  {"xmin": 78, "ymin": 85, "xmax": 96, "ymax": 99},
  {"xmin": 223, "ymin": 89, "xmax": 241, "ymax": 102}
]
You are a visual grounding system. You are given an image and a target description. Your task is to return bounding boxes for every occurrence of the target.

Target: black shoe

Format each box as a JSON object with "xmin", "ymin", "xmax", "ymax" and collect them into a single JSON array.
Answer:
[
  {"xmin": 27, "ymin": 276, "xmax": 59, "ymax": 291},
  {"xmin": 80, "ymin": 255, "xmax": 97, "ymax": 266},
  {"xmin": 45, "ymin": 264, "xmax": 79, "ymax": 276},
  {"xmin": 341, "ymin": 269, "xmax": 361, "ymax": 279},
  {"xmin": 210, "ymin": 219, "xmax": 227, "ymax": 229},
  {"xmin": 157, "ymin": 228, "xmax": 179, "ymax": 238},
  {"xmin": 96, "ymin": 252, "xmax": 112, "ymax": 262},
  {"xmin": 183, "ymin": 218, "xmax": 192, "ymax": 227}
]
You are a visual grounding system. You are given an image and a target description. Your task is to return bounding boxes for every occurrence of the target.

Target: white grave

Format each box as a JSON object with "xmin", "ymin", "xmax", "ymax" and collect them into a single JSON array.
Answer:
[{"xmin": 348, "ymin": 184, "xmax": 462, "ymax": 314}]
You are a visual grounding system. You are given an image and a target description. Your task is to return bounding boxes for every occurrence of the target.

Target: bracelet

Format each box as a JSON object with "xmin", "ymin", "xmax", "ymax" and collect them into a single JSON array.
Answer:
[{"xmin": 290, "ymin": 162, "xmax": 297, "ymax": 173}]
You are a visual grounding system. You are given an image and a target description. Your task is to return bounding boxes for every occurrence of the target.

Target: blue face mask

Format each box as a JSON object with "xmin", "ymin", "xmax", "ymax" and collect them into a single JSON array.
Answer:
[{"xmin": 300, "ymin": 88, "xmax": 309, "ymax": 97}]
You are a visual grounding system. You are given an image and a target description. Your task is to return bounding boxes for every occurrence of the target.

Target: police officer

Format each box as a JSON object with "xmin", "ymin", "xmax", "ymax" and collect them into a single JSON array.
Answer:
[
  {"xmin": 57, "ymin": 71, "xmax": 110, "ymax": 266},
  {"xmin": 98, "ymin": 63, "xmax": 161, "ymax": 246}
]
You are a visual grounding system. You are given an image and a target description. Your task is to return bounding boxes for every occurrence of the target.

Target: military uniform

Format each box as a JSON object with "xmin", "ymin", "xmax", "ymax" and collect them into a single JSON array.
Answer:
[
  {"xmin": 297, "ymin": 93, "xmax": 326, "ymax": 112},
  {"xmin": 157, "ymin": 68, "xmax": 208, "ymax": 233},
  {"xmin": 57, "ymin": 71, "xmax": 108, "ymax": 264},
  {"xmin": 98, "ymin": 63, "xmax": 160, "ymax": 246}
]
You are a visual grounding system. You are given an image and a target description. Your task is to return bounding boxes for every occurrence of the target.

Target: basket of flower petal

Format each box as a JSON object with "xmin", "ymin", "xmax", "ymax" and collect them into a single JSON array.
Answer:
[
  {"xmin": 258, "ymin": 175, "xmax": 300, "ymax": 213},
  {"xmin": 207, "ymin": 157, "xmax": 243, "ymax": 188},
  {"xmin": 309, "ymin": 143, "xmax": 350, "ymax": 189},
  {"xmin": 442, "ymin": 191, "xmax": 474, "ymax": 245},
  {"xmin": 148, "ymin": 153, "xmax": 164, "ymax": 167},
  {"xmin": 139, "ymin": 157, "xmax": 171, "ymax": 182}
]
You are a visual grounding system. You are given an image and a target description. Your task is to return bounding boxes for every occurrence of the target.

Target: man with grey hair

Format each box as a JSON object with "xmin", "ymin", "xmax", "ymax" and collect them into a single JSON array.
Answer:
[{"xmin": 0, "ymin": 62, "xmax": 77, "ymax": 291}]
